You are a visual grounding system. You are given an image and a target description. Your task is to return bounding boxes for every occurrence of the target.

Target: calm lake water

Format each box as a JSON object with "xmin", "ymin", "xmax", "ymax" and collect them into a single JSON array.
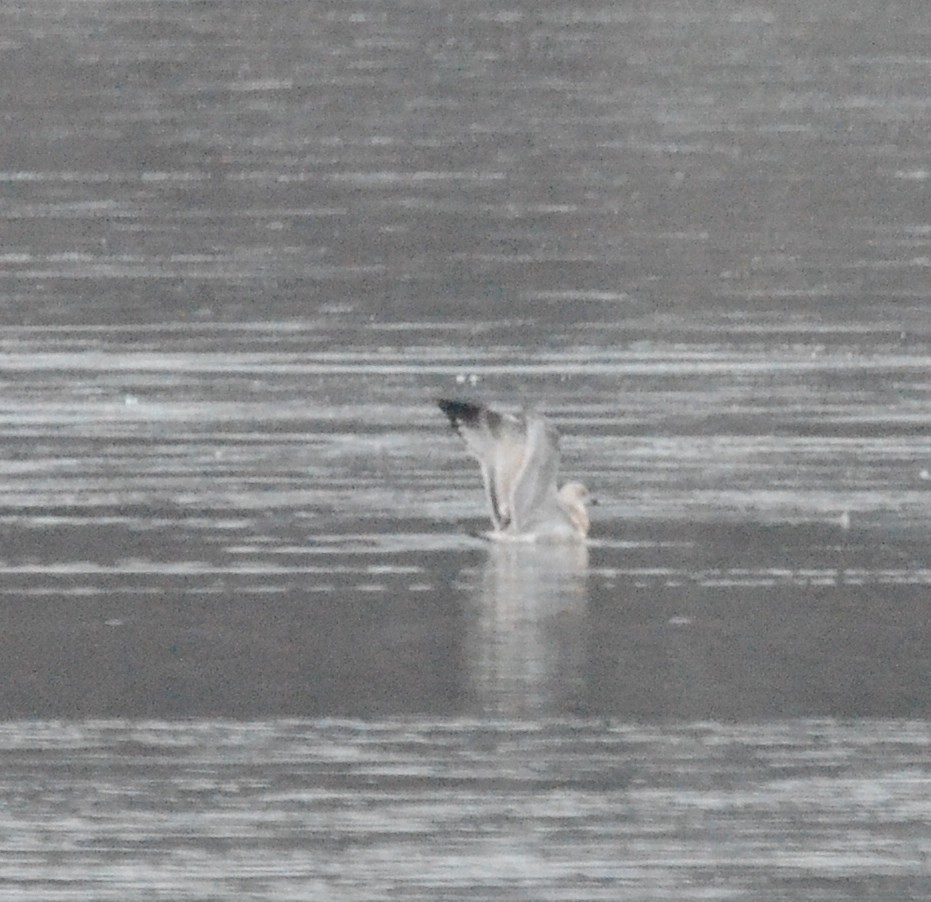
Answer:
[
  {"xmin": 1, "ymin": 0, "xmax": 930, "ymax": 898},
  {"xmin": 0, "ymin": 719, "xmax": 929, "ymax": 901}
]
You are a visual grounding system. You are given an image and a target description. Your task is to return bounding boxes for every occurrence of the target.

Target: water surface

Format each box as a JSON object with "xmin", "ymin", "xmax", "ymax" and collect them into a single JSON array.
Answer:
[
  {"xmin": 0, "ymin": 0, "xmax": 930, "ymax": 898},
  {"xmin": 0, "ymin": 719, "xmax": 928, "ymax": 901}
]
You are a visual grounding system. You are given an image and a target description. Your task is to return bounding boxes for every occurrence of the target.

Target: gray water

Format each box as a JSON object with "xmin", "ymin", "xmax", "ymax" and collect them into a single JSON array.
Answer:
[
  {"xmin": 0, "ymin": 719, "xmax": 928, "ymax": 901},
  {"xmin": 1, "ymin": 0, "xmax": 930, "ymax": 898}
]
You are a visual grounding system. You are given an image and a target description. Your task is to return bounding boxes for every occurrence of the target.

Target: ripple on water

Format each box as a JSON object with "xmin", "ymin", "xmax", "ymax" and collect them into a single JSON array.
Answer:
[{"xmin": 0, "ymin": 720, "xmax": 926, "ymax": 899}]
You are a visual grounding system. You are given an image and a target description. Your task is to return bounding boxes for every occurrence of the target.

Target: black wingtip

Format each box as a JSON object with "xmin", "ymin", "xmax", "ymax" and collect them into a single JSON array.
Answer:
[{"xmin": 436, "ymin": 398, "xmax": 482, "ymax": 427}]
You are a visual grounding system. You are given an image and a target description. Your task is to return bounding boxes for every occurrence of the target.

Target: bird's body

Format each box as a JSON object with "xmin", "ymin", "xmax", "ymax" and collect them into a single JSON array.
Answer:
[{"xmin": 437, "ymin": 398, "xmax": 594, "ymax": 540}]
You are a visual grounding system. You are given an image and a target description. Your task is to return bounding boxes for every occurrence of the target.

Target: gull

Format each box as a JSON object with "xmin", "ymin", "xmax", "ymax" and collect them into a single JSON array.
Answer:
[{"xmin": 437, "ymin": 398, "xmax": 594, "ymax": 540}]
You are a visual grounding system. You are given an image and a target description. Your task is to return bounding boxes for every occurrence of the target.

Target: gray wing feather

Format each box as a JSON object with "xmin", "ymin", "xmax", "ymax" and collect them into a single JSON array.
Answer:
[
  {"xmin": 507, "ymin": 413, "xmax": 562, "ymax": 532},
  {"xmin": 438, "ymin": 399, "xmax": 528, "ymax": 530}
]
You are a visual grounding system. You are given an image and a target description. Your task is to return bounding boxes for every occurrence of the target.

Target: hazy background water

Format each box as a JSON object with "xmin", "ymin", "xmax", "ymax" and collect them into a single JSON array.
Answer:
[{"xmin": 0, "ymin": 0, "xmax": 930, "ymax": 898}]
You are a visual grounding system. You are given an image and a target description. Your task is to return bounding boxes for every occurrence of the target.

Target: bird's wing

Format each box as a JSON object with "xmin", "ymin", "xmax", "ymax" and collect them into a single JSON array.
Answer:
[
  {"xmin": 507, "ymin": 411, "xmax": 562, "ymax": 532},
  {"xmin": 437, "ymin": 399, "xmax": 530, "ymax": 530}
]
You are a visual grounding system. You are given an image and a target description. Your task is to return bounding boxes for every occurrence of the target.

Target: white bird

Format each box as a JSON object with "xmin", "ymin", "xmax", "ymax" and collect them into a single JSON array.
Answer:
[{"xmin": 437, "ymin": 398, "xmax": 595, "ymax": 540}]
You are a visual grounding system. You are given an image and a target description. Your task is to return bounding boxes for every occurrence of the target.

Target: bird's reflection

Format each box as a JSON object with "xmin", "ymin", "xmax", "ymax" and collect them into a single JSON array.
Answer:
[{"xmin": 466, "ymin": 541, "xmax": 589, "ymax": 717}]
